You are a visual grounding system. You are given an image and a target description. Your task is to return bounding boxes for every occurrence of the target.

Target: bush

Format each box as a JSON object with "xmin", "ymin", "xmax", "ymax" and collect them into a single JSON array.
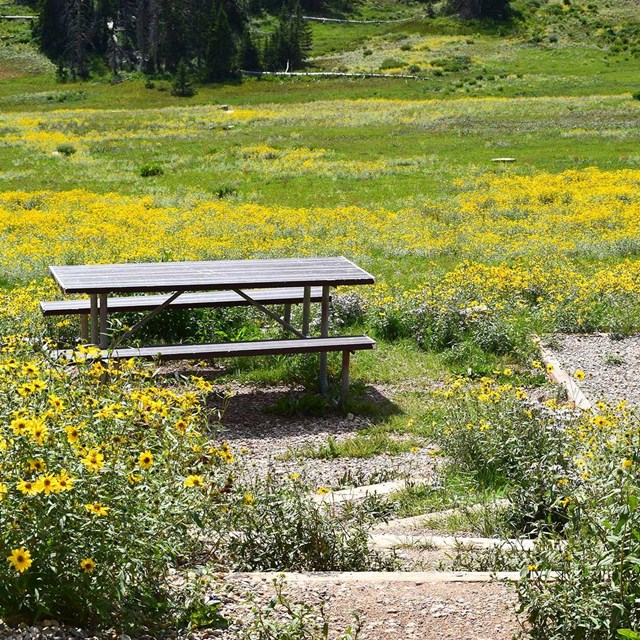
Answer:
[
  {"xmin": 56, "ymin": 143, "xmax": 76, "ymax": 156},
  {"xmin": 223, "ymin": 474, "xmax": 392, "ymax": 571},
  {"xmin": 632, "ymin": 91, "xmax": 640, "ymax": 101},
  {"xmin": 518, "ymin": 407, "xmax": 640, "ymax": 638},
  {"xmin": 427, "ymin": 376, "xmax": 575, "ymax": 532},
  {"xmin": 379, "ymin": 58, "xmax": 406, "ymax": 70},
  {"xmin": 139, "ymin": 163, "xmax": 164, "ymax": 177},
  {"xmin": 0, "ymin": 344, "xmax": 227, "ymax": 630}
]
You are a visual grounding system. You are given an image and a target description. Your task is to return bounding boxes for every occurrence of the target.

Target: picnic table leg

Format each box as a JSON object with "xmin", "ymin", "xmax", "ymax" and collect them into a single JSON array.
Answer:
[
  {"xmin": 90, "ymin": 295, "xmax": 99, "ymax": 345},
  {"xmin": 283, "ymin": 303, "xmax": 291, "ymax": 335},
  {"xmin": 302, "ymin": 286, "xmax": 311, "ymax": 336},
  {"xmin": 340, "ymin": 350, "xmax": 351, "ymax": 406},
  {"xmin": 319, "ymin": 285, "xmax": 330, "ymax": 395},
  {"xmin": 99, "ymin": 293, "xmax": 108, "ymax": 349},
  {"xmin": 80, "ymin": 315, "xmax": 89, "ymax": 341}
]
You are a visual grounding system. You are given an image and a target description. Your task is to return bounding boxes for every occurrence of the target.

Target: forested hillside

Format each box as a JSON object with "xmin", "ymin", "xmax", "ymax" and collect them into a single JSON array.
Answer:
[{"xmin": 10, "ymin": 0, "xmax": 516, "ymax": 83}]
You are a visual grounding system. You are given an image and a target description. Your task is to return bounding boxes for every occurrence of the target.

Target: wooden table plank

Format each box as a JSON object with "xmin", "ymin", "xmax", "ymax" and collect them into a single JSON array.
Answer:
[{"xmin": 50, "ymin": 257, "xmax": 374, "ymax": 294}]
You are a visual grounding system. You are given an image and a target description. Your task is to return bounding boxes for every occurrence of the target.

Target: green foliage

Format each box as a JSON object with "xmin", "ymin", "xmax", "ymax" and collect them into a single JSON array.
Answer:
[
  {"xmin": 0, "ymin": 343, "xmax": 225, "ymax": 629},
  {"xmin": 379, "ymin": 57, "xmax": 406, "ymax": 70},
  {"xmin": 55, "ymin": 143, "xmax": 76, "ymax": 156},
  {"xmin": 518, "ymin": 408, "xmax": 640, "ymax": 638},
  {"xmin": 224, "ymin": 475, "xmax": 393, "ymax": 571},
  {"xmin": 426, "ymin": 377, "xmax": 575, "ymax": 533},
  {"xmin": 54, "ymin": 62, "xmax": 69, "ymax": 84},
  {"xmin": 139, "ymin": 163, "xmax": 164, "ymax": 177},
  {"xmin": 172, "ymin": 60, "xmax": 197, "ymax": 97},
  {"xmin": 285, "ymin": 433, "xmax": 421, "ymax": 460}
]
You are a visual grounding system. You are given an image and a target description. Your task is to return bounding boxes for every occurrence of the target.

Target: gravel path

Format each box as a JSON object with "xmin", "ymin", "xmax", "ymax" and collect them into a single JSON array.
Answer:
[
  {"xmin": 547, "ymin": 334, "xmax": 640, "ymax": 407},
  {"xmin": 217, "ymin": 384, "xmax": 438, "ymax": 489},
  {"xmin": 216, "ymin": 574, "xmax": 520, "ymax": 639}
]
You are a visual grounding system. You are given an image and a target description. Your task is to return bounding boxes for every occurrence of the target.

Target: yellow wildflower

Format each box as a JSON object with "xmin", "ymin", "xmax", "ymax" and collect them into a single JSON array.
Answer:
[
  {"xmin": 35, "ymin": 475, "xmax": 59, "ymax": 495},
  {"xmin": 7, "ymin": 548, "xmax": 32, "ymax": 573},
  {"xmin": 80, "ymin": 558, "xmax": 95, "ymax": 573},
  {"xmin": 17, "ymin": 479, "xmax": 40, "ymax": 495},
  {"xmin": 84, "ymin": 502, "xmax": 109, "ymax": 516},
  {"xmin": 82, "ymin": 449, "xmax": 105, "ymax": 473},
  {"xmin": 184, "ymin": 475, "xmax": 204, "ymax": 487},
  {"xmin": 138, "ymin": 450, "xmax": 154, "ymax": 469}
]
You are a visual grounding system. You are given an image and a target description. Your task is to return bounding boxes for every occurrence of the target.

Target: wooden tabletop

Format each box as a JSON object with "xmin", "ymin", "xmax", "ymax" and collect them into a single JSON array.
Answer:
[{"xmin": 49, "ymin": 257, "xmax": 375, "ymax": 295}]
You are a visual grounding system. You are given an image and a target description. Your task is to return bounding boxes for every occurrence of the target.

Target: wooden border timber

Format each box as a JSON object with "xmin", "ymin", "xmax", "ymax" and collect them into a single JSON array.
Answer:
[
  {"xmin": 532, "ymin": 335, "xmax": 592, "ymax": 411},
  {"xmin": 229, "ymin": 570, "xmax": 555, "ymax": 583}
]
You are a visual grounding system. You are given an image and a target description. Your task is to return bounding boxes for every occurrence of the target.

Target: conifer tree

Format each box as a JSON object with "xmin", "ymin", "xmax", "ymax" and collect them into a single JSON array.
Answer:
[
  {"xmin": 449, "ymin": 0, "xmax": 510, "ymax": 19},
  {"xmin": 239, "ymin": 27, "xmax": 262, "ymax": 70},
  {"xmin": 64, "ymin": 0, "xmax": 93, "ymax": 79},
  {"xmin": 205, "ymin": 0, "xmax": 238, "ymax": 81},
  {"xmin": 264, "ymin": 0, "xmax": 311, "ymax": 71},
  {"xmin": 38, "ymin": 0, "xmax": 67, "ymax": 62},
  {"xmin": 171, "ymin": 59, "xmax": 196, "ymax": 96}
]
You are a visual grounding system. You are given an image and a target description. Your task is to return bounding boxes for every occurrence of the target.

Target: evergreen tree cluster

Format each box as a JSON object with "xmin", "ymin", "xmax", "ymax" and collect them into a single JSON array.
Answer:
[
  {"xmin": 447, "ymin": 0, "xmax": 511, "ymax": 19},
  {"xmin": 34, "ymin": 0, "xmax": 312, "ymax": 81}
]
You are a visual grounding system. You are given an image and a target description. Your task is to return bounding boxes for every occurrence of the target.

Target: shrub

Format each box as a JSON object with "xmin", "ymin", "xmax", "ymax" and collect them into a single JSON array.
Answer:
[
  {"xmin": 140, "ymin": 163, "xmax": 164, "ymax": 177},
  {"xmin": 632, "ymin": 91, "xmax": 640, "ymax": 101},
  {"xmin": 427, "ymin": 376, "xmax": 576, "ymax": 532},
  {"xmin": 379, "ymin": 58, "xmax": 406, "ymax": 70},
  {"xmin": 223, "ymin": 474, "xmax": 393, "ymax": 571},
  {"xmin": 56, "ymin": 143, "xmax": 76, "ymax": 156},
  {"xmin": 518, "ymin": 407, "xmax": 640, "ymax": 638},
  {"xmin": 0, "ymin": 343, "xmax": 227, "ymax": 630},
  {"xmin": 215, "ymin": 185, "xmax": 239, "ymax": 199}
]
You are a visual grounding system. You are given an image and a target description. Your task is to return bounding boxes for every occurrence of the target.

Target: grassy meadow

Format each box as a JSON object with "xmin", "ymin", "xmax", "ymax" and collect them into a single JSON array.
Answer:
[{"xmin": 1, "ymin": 0, "xmax": 640, "ymax": 634}]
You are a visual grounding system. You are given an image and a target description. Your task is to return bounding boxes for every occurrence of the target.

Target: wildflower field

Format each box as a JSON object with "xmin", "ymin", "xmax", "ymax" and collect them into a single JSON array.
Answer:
[{"xmin": 1, "ymin": 0, "xmax": 640, "ymax": 636}]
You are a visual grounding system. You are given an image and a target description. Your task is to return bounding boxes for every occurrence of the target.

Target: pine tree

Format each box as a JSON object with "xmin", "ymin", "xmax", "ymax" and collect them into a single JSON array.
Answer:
[
  {"xmin": 239, "ymin": 27, "xmax": 261, "ymax": 71},
  {"xmin": 171, "ymin": 59, "xmax": 196, "ymax": 96},
  {"xmin": 64, "ymin": 0, "xmax": 93, "ymax": 79},
  {"xmin": 37, "ymin": 0, "xmax": 67, "ymax": 62},
  {"xmin": 288, "ymin": 0, "xmax": 311, "ymax": 69},
  {"xmin": 449, "ymin": 0, "xmax": 510, "ymax": 19},
  {"xmin": 205, "ymin": 0, "xmax": 238, "ymax": 81},
  {"xmin": 264, "ymin": 0, "xmax": 311, "ymax": 71}
]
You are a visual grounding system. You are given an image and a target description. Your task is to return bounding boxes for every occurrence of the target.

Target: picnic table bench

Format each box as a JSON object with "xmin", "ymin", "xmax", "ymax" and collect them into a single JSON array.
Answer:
[{"xmin": 43, "ymin": 257, "xmax": 376, "ymax": 401}]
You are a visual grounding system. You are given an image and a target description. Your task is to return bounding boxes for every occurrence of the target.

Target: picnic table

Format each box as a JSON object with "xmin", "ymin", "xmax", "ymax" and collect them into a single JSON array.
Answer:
[{"xmin": 43, "ymin": 256, "xmax": 376, "ymax": 400}]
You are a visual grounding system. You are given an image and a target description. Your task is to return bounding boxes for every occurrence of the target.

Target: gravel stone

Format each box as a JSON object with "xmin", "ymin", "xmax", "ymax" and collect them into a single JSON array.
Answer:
[{"xmin": 548, "ymin": 333, "xmax": 640, "ymax": 407}]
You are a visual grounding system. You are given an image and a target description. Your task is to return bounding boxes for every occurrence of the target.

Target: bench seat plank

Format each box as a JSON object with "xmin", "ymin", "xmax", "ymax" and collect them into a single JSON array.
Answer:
[
  {"xmin": 50, "ymin": 336, "xmax": 375, "ymax": 361},
  {"xmin": 40, "ymin": 287, "xmax": 324, "ymax": 316}
]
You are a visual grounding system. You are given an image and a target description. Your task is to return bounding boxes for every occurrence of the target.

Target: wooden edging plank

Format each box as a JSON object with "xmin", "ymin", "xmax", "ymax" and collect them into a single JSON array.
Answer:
[
  {"xmin": 311, "ymin": 477, "xmax": 431, "ymax": 504},
  {"xmin": 371, "ymin": 499, "xmax": 511, "ymax": 532},
  {"xmin": 369, "ymin": 534, "xmax": 535, "ymax": 551},
  {"xmin": 227, "ymin": 570, "xmax": 549, "ymax": 583},
  {"xmin": 532, "ymin": 335, "xmax": 592, "ymax": 411}
]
